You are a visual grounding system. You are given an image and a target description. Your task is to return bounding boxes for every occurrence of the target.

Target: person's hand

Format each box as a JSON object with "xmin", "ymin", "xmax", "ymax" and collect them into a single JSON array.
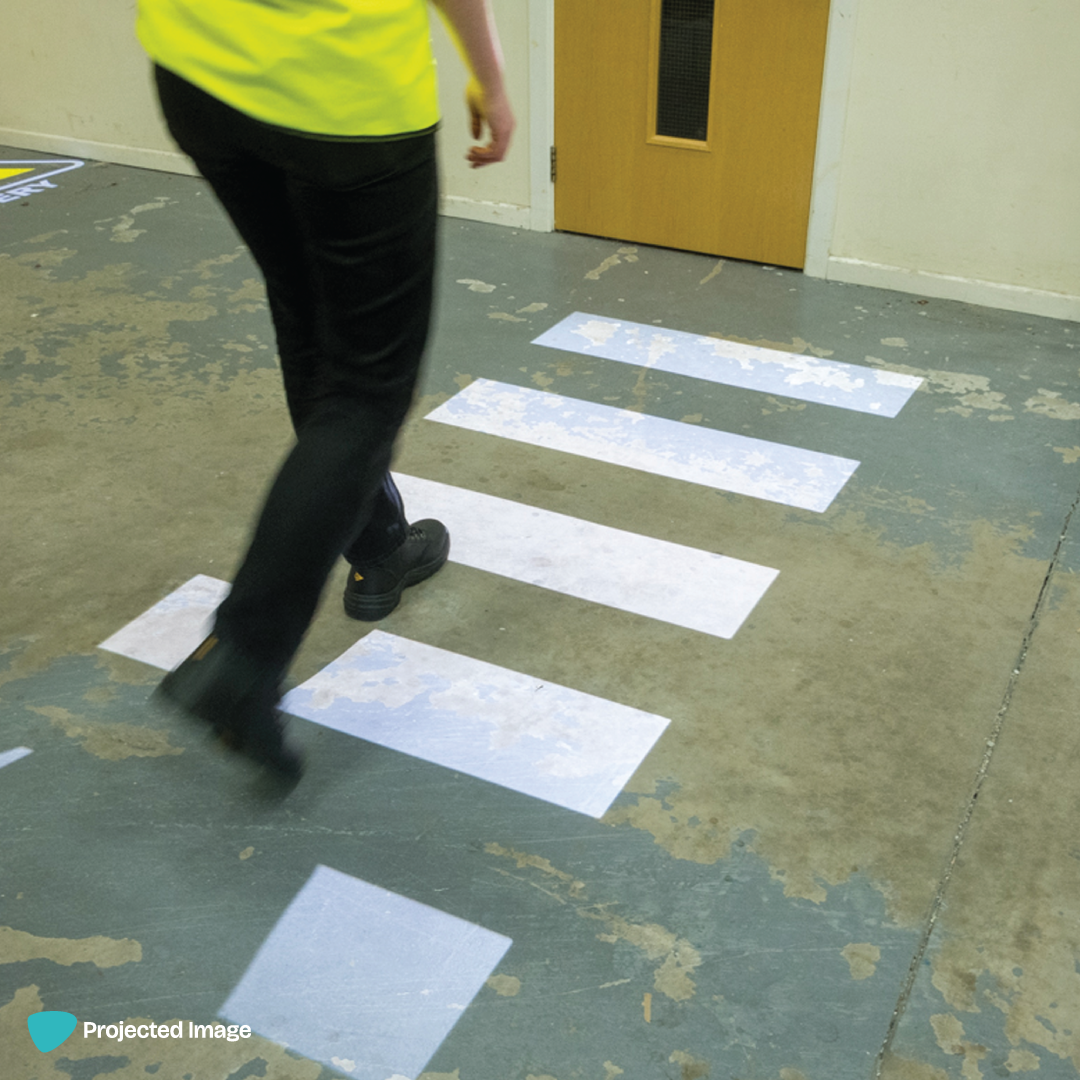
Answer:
[{"xmin": 465, "ymin": 76, "xmax": 514, "ymax": 167}]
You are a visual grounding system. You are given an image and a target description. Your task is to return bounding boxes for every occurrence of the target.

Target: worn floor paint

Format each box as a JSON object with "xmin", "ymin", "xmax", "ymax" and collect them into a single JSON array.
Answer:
[
  {"xmin": 283, "ymin": 630, "xmax": 670, "ymax": 818},
  {"xmin": 3, "ymin": 147, "xmax": 1080, "ymax": 1080},
  {"xmin": 0, "ymin": 926, "xmax": 142, "ymax": 968},
  {"xmin": 882, "ymin": 540, "xmax": 1080, "ymax": 1078},
  {"xmin": 533, "ymin": 312, "xmax": 924, "ymax": 416},
  {"xmin": 220, "ymin": 865, "xmax": 512, "ymax": 1080},
  {"xmin": 427, "ymin": 378, "xmax": 861, "ymax": 511}
]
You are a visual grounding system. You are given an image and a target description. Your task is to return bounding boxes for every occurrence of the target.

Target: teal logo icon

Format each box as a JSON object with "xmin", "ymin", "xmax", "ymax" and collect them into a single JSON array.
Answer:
[{"xmin": 27, "ymin": 1011, "xmax": 78, "ymax": 1053}]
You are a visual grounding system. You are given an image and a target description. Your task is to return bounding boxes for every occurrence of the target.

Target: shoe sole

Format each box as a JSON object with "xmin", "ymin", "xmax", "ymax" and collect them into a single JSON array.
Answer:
[
  {"xmin": 153, "ymin": 677, "xmax": 303, "ymax": 783},
  {"xmin": 343, "ymin": 535, "xmax": 450, "ymax": 622}
]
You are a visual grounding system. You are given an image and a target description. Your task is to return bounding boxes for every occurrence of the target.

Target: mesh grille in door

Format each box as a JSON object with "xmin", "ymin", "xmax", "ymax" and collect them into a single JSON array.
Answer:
[{"xmin": 655, "ymin": 0, "xmax": 715, "ymax": 141}]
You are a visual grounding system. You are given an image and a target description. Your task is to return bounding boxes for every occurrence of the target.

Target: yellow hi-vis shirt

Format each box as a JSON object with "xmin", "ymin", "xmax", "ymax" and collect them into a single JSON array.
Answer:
[{"xmin": 137, "ymin": 0, "xmax": 440, "ymax": 138}]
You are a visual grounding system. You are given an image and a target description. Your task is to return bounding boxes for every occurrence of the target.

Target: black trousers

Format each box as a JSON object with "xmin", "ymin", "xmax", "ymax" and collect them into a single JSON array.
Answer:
[{"xmin": 156, "ymin": 67, "xmax": 439, "ymax": 674}]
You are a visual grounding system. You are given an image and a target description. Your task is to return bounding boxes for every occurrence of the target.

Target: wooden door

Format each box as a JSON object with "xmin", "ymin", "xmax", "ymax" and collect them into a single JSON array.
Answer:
[{"xmin": 554, "ymin": 0, "xmax": 831, "ymax": 268}]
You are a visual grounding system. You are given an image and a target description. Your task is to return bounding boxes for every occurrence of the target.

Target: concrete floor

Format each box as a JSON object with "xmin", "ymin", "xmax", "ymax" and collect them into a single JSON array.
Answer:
[{"xmin": 2, "ymin": 148, "xmax": 1079, "ymax": 1080}]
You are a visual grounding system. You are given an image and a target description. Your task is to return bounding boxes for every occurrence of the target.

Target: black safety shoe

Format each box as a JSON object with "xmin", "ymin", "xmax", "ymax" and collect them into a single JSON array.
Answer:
[
  {"xmin": 154, "ymin": 635, "xmax": 303, "ymax": 782},
  {"xmin": 343, "ymin": 519, "xmax": 450, "ymax": 621}
]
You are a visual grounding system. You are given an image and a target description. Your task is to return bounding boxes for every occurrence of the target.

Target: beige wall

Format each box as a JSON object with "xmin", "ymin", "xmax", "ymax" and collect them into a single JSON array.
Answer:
[
  {"xmin": 1, "ymin": 1, "xmax": 1077, "ymax": 320},
  {"xmin": 824, "ymin": 0, "xmax": 1080, "ymax": 318},
  {"xmin": 430, "ymin": 3, "xmax": 534, "ymax": 226},
  {"xmin": 0, "ymin": 0, "xmax": 535, "ymax": 214},
  {"xmin": 1, "ymin": 0, "xmax": 178, "ymax": 168}
]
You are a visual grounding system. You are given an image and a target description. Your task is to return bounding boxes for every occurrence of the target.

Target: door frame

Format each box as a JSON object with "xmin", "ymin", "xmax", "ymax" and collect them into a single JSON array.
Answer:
[
  {"xmin": 526, "ymin": 0, "xmax": 556, "ymax": 234},
  {"xmin": 529, "ymin": 0, "xmax": 858, "ymax": 276}
]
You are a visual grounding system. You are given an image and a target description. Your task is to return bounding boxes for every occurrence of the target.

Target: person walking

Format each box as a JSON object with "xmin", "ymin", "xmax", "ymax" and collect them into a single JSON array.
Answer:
[{"xmin": 136, "ymin": 0, "xmax": 514, "ymax": 780}]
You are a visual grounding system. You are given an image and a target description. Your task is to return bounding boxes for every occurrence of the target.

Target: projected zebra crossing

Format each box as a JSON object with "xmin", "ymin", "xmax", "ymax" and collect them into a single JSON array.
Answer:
[{"xmin": 94, "ymin": 312, "xmax": 921, "ymax": 1078}]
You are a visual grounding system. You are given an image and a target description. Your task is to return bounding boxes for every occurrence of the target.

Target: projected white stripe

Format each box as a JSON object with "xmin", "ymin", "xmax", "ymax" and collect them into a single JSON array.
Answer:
[
  {"xmin": 396, "ymin": 473, "xmax": 776, "ymax": 638},
  {"xmin": 0, "ymin": 747, "xmax": 32, "ymax": 770},
  {"xmin": 99, "ymin": 574, "xmax": 228, "ymax": 671},
  {"xmin": 533, "ymin": 312, "xmax": 923, "ymax": 417},
  {"xmin": 427, "ymin": 379, "xmax": 858, "ymax": 512},
  {"xmin": 100, "ymin": 580, "xmax": 671, "ymax": 814},
  {"xmin": 283, "ymin": 630, "xmax": 670, "ymax": 818},
  {"xmin": 221, "ymin": 865, "xmax": 512, "ymax": 1080}
]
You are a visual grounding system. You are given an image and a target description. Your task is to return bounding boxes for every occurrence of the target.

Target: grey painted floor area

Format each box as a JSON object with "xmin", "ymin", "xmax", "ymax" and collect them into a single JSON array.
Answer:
[{"xmin": 2, "ymin": 149, "xmax": 1079, "ymax": 1080}]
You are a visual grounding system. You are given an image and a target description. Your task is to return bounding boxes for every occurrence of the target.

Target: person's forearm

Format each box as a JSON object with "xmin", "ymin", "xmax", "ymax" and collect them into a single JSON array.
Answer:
[
  {"xmin": 431, "ymin": 0, "xmax": 514, "ymax": 166},
  {"xmin": 431, "ymin": 0, "xmax": 507, "ymax": 94}
]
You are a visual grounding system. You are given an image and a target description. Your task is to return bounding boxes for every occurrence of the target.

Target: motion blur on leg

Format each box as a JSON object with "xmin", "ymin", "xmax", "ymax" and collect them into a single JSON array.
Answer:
[{"xmin": 136, "ymin": 0, "xmax": 514, "ymax": 779}]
